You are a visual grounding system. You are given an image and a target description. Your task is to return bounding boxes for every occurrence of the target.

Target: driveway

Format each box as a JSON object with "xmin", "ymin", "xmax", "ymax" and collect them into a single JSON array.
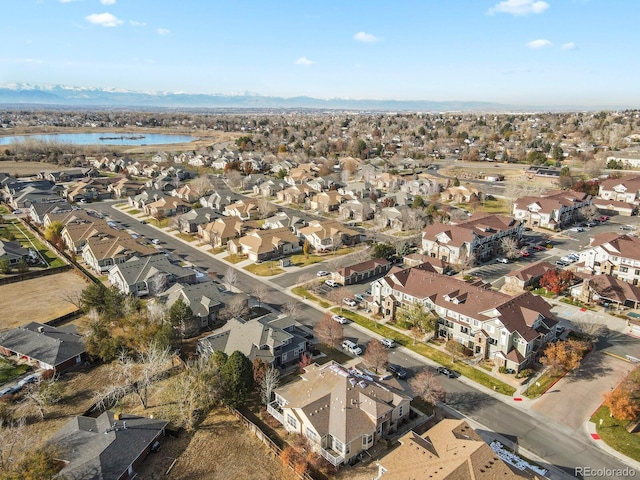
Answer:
[{"xmin": 531, "ymin": 351, "xmax": 631, "ymax": 432}]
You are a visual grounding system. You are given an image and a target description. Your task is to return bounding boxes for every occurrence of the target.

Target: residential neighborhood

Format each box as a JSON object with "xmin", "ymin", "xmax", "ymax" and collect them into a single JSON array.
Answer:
[{"xmin": 2, "ymin": 108, "xmax": 640, "ymax": 480}]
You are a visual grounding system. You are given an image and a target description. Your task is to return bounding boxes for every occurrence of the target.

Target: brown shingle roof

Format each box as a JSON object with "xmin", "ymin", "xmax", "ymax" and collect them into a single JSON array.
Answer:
[{"xmin": 589, "ymin": 233, "xmax": 640, "ymax": 261}]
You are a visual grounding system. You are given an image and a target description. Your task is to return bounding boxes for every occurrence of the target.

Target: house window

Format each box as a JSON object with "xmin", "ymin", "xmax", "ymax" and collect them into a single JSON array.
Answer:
[
  {"xmin": 363, "ymin": 434, "xmax": 374, "ymax": 448},
  {"xmin": 306, "ymin": 427, "xmax": 318, "ymax": 443},
  {"xmin": 621, "ymin": 267, "xmax": 629, "ymax": 273},
  {"xmin": 286, "ymin": 414, "xmax": 297, "ymax": 429},
  {"xmin": 333, "ymin": 438, "xmax": 344, "ymax": 453},
  {"xmin": 398, "ymin": 405, "xmax": 404, "ymax": 417}
]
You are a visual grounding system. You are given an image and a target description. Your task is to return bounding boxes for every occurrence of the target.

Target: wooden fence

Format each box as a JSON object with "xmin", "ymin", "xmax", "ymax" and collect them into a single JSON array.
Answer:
[
  {"xmin": 0, "ymin": 264, "xmax": 72, "ymax": 285},
  {"xmin": 230, "ymin": 408, "xmax": 315, "ymax": 480}
]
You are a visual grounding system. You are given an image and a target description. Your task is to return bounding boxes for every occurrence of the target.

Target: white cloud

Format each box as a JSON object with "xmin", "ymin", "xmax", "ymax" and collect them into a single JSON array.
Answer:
[
  {"xmin": 86, "ymin": 13, "xmax": 123, "ymax": 27},
  {"xmin": 561, "ymin": 42, "xmax": 576, "ymax": 50},
  {"xmin": 526, "ymin": 39, "xmax": 552, "ymax": 49},
  {"xmin": 488, "ymin": 0, "xmax": 549, "ymax": 16},
  {"xmin": 130, "ymin": 20, "xmax": 146, "ymax": 27},
  {"xmin": 59, "ymin": 0, "xmax": 81, "ymax": 3},
  {"xmin": 100, "ymin": 0, "xmax": 116, "ymax": 4},
  {"xmin": 353, "ymin": 31, "xmax": 381, "ymax": 43},
  {"xmin": 157, "ymin": 28, "xmax": 170, "ymax": 36},
  {"xmin": 295, "ymin": 57, "xmax": 315, "ymax": 66}
]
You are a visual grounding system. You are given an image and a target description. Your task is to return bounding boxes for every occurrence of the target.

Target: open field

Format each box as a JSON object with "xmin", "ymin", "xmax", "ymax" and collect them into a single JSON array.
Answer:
[
  {"xmin": 0, "ymin": 160, "xmax": 75, "ymax": 176},
  {"xmin": 0, "ymin": 270, "xmax": 88, "ymax": 329},
  {"xmin": 137, "ymin": 408, "xmax": 299, "ymax": 480}
]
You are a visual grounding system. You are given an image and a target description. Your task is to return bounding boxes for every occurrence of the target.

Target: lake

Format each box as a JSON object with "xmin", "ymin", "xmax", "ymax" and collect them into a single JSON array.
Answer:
[{"xmin": 0, "ymin": 132, "xmax": 196, "ymax": 146}]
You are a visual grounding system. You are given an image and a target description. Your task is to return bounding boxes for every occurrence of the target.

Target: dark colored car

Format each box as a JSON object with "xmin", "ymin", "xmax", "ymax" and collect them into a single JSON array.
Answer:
[
  {"xmin": 385, "ymin": 363, "xmax": 407, "ymax": 379},
  {"xmin": 437, "ymin": 366, "xmax": 457, "ymax": 378}
]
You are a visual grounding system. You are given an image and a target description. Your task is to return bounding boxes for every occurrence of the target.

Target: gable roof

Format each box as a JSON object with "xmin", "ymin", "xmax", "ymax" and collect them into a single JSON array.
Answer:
[
  {"xmin": 109, "ymin": 255, "xmax": 194, "ymax": 286},
  {"xmin": 588, "ymin": 232, "xmax": 640, "ymax": 261},
  {"xmin": 239, "ymin": 227, "xmax": 300, "ymax": 254},
  {"xmin": 84, "ymin": 236, "xmax": 158, "ymax": 261},
  {"xmin": 378, "ymin": 419, "xmax": 530, "ymax": 479},
  {"xmin": 505, "ymin": 260, "xmax": 556, "ymax": 283},
  {"xmin": 422, "ymin": 214, "xmax": 519, "ymax": 248},
  {"xmin": 0, "ymin": 240, "xmax": 29, "ymax": 261},
  {"xmin": 0, "ymin": 322, "xmax": 85, "ymax": 369},
  {"xmin": 50, "ymin": 411, "xmax": 168, "ymax": 480},
  {"xmin": 160, "ymin": 281, "xmax": 227, "ymax": 318}
]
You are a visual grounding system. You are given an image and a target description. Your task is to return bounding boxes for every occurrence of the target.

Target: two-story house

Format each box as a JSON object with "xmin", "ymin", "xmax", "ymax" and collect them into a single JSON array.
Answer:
[
  {"xmin": 371, "ymin": 264, "xmax": 557, "ymax": 372},
  {"xmin": 197, "ymin": 313, "xmax": 309, "ymax": 368},
  {"xmin": 421, "ymin": 213, "xmax": 522, "ymax": 264},
  {"xmin": 268, "ymin": 361, "xmax": 412, "ymax": 467},
  {"xmin": 512, "ymin": 190, "xmax": 592, "ymax": 230},
  {"xmin": 107, "ymin": 255, "xmax": 196, "ymax": 297},
  {"xmin": 298, "ymin": 220, "xmax": 361, "ymax": 253},
  {"xmin": 82, "ymin": 237, "xmax": 158, "ymax": 273},
  {"xmin": 228, "ymin": 227, "xmax": 301, "ymax": 262},
  {"xmin": 578, "ymin": 232, "xmax": 640, "ymax": 285}
]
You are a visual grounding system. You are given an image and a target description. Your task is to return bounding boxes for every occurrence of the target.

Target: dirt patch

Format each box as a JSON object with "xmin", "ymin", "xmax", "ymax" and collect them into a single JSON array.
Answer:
[
  {"xmin": 0, "ymin": 160, "xmax": 76, "ymax": 176},
  {"xmin": 0, "ymin": 270, "xmax": 89, "ymax": 330},
  {"xmin": 137, "ymin": 408, "xmax": 300, "ymax": 480}
]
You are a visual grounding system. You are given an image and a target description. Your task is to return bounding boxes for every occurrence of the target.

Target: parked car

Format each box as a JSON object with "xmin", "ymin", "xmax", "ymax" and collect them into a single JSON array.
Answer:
[
  {"xmin": 520, "ymin": 250, "xmax": 530, "ymax": 258},
  {"xmin": 316, "ymin": 270, "xmax": 330, "ymax": 277},
  {"xmin": 566, "ymin": 253, "xmax": 580, "ymax": 261},
  {"xmin": 496, "ymin": 257, "xmax": 509, "ymax": 264},
  {"xmin": 140, "ymin": 220, "xmax": 147, "ymax": 224},
  {"xmin": 532, "ymin": 245, "xmax": 546, "ymax": 252},
  {"xmin": 598, "ymin": 215, "xmax": 609, "ymax": 222},
  {"xmin": 0, "ymin": 385, "xmax": 21, "ymax": 397},
  {"xmin": 332, "ymin": 314, "xmax": 348, "ymax": 324},
  {"xmin": 13, "ymin": 209, "xmax": 22, "ymax": 214},
  {"xmin": 342, "ymin": 340, "xmax": 362, "ymax": 355},
  {"xmin": 569, "ymin": 226, "xmax": 585, "ymax": 232},
  {"xmin": 18, "ymin": 373, "xmax": 41, "ymax": 387},
  {"xmin": 354, "ymin": 293, "xmax": 367, "ymax": 302},
  {"xmin": 364, "ymin": 288, "xmax": 372, "ymax": 295},
  {"xmin": 385, "ymin": 362, "xmax": 407, "ymax": 379},
  {"xmin": 436, "ymin": 366, "xmax": 457, "ymax": 378},
  {"xmin": 343, "ymin": 298, "xmax": 357, "ymax": 307},
  {"xmin": 325, "ymin": 279, "xmax": 339, "ymax": 287},
  {"xmin": 555, "ymin": 260, "xmax": 571, "ymax": 267},
  {"xmin": 381, "ymin": 338, "xmax": 397, "ymax": 348},
  {"xmin": 586, "ymin": 221, "xmax": 598, "ymax": 227},
  {"xmin": 151, "ymin": 239, "xmax": 161, "ymax": 245}
]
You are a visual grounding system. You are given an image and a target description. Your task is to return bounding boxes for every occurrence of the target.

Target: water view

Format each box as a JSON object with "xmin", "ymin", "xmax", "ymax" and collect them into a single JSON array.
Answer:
[{"xmin": 0, "ymin": 132, "xmax": 196, "ymax": 146}]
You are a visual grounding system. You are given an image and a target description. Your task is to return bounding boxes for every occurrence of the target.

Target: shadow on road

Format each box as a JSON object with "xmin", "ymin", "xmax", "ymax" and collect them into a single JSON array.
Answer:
[{"xmin": 444, "ymin": 391, "xmax": 497, "ymax": 413}]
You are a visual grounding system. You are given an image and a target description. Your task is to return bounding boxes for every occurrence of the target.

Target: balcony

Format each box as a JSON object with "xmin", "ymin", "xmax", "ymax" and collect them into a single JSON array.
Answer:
[
  {"xmin": 319, "ymin": 448, "xmax": 345, "ymax": 466},
  {"xmin": 267, "ymin": 402, "xmax": 284, "ymax": 424}
]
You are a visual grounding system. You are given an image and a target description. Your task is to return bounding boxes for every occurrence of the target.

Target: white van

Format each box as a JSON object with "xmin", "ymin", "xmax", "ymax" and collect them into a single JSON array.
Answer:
[{"xmin": 342, "ymin": 340, "xmax": 362, "ymax": 355}]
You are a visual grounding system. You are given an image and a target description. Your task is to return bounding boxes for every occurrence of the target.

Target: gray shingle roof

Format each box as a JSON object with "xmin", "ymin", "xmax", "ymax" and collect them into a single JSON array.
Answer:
[
  {"xmin": 109, "ymin": 255, "xmax": 194, "ymax": 286},
  {"xmin": 0, "ymin": 322, "xmax": 85, "ymax": 369},
  {"xmin": 49, "ymin": 410, "xmax": 168, "ymax": 480}
]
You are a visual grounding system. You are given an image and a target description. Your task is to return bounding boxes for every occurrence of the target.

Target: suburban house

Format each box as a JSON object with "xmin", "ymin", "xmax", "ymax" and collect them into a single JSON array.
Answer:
[
  {"xmin": 159, "ymin": 281, "xmax": 227, "ymax": 330},
  {"xmin": 128, "ymin": 189, "xmax": 163, "ymax": 210},
  {"xmin": 82, "ymin": 236, "xmax": 158, "ymax": 273},
  {"xmin": 402, "ymin": 253, "xmax": 450, "ymax": 274},
  {"xmin": 440, "ymin": 184, "xmax": 482, "ymax": 204},
  {"xmin": 371, "ymin": 264, "xmax": 558, "ymax": 372},
  {"xmin": 198, "ymin": 216, "xmax": 245, "ymax": 247},
  {"xmin": 0, "ymin": 322, "xmax": 86, "ymax": 372},
  {"xmin": 276, "ymin": 185, "xmax": 308, "ymax": 205},
  {"xmin": 504, "ymin": 260, "xmax": 557, "ymax": 292},
  {"xmin": 375, "ymin": 419, "xmax": 530, "ymax": 480},
  {"xmin": 512, "ymin": 190, "xmax": 592, "ymax": 230},
  {"xmin": 605, "ymin": 152, "xmax": 640, "ymax": 168},
  {"xmin": 200, "ymin": 191, "xmax": 234, "ymax": 211},
  {"xmin": 421, "ymin": 213, "xmax": 522, "ymax": 264},
  {"xmin": 0, "ymin": 240, "xmax": 30, "ymax": 265},
  {"xmin": 339, "ymin": 199, "xmax": 375, "ymax": 222},
  {"xmin": 62, "ymin": 219, "xmax": 127, "ymax": 254},
  {"xmin": 263, "ymin": 211, "xmax": 305, "ymax": 232},
  {"xmin": 28, "ymin": 200, "xmax": 73, "ymax": 225},
  {"xmin": 298, "ymin": 220, "xmax": 361, "ymax": 253},
  {"xmin": 49, "ymin": 411, "xmax": 169, "ymax": 480},
  {"xmin": 268, "ymin": 361, "xmax": 412, "ymax": 466},
  {"xmin": 108, "ymin": 255, "xmax": 196, "ymax": 297},
  {"xmin": 64, "ymin": 177, "xmax": 113, "ymax": 202},
  {"xmin": 7, "ymin": 186, "xmax": 64, "ymax": 209},
  {"xmin": 108, "ymin": 177, "xmax": 145, "ymax": 199},
  {"xmin": 228, "ymin": 227, "xmax": 301, "ymax": 262},
  {"xmin": 143, "ymin": 196, "xmax": 192, "ymax": 218},
  {"xmin": 570, "ymin": 274, "xmax": 640, "ymax": 310},
  {"xmin": 223, "ymin": 199, "xmax": 260, "ymax": 220},
  {"xmin": 578, "ymin": 233, "xmax": 640, "ymax": 285},
  {"xmin": 43, "ymin": 208, "xmax": 95, "ymax": 228},
  {"xmin": 592, "ymin": 198, "xmax": 637, "ymax": 217},
  {"xmin": 197, "ymin": 313, "xmax": 309, "ymax": 368},
  {"xmin": 171, "ymin": 184, "xmax": 200, "ymax": 203},
  {"xmin": 309, "ymin": 191, "xmax": 343, "ymax": 213},
  {"xmin": 334, "ymin": 258, "xmax": 392, "ymax": 285},
  {"xmin": 177, "ymin": 207, "xmax": 219, "ymax": 234}
]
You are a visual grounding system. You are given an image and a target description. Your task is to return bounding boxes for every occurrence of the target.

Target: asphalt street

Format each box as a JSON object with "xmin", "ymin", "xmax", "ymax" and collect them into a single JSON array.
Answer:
[{"xmin": 88, "ymin": 200, "xmax": 637, "ymax": 479}]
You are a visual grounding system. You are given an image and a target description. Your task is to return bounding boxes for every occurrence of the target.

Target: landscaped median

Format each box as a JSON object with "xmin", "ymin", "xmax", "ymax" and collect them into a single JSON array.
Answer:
[
  {"xmin": 291, "ymin": 286, "xmax": 330, "ymax": 308},
  {"xmin": 590, "ymin": 405, "xmax": 640, "ymax": 462},
  {"xmin": 327, "ymin": 307, "xmax": 516, "ymax": 396}
]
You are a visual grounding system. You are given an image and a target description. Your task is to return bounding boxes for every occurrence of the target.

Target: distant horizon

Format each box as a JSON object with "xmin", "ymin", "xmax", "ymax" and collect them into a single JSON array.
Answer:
[{"xmin": 2, "ymin": 1, "xmax": 638, "ymax": 107}]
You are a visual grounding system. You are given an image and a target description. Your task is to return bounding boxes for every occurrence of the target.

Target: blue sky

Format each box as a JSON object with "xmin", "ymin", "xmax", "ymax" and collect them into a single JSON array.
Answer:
[{"xmin": 2, "ymin": 0, "xmax": 638, "ymax": 106}]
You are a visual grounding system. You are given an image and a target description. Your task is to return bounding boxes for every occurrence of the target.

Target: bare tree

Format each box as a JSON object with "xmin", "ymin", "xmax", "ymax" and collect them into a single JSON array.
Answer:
[
  {"xmin": 21, "ymin": 374, "xmax": 63, "ymax": 419},
  {"xmin": 331, "ymin": 233, "xmax": 343, "ymax": 255},
  {"xmin": 220, "ymin": 295, "xmax": 250, "ymax": 320},
  {"xmin": 328, "ymin": 286, "xmax": 349, "ymax": 310},
  {"xmin": 500, "ymin": 236, "xmax": 520, "ymax": 260},
  {"xmin": 190, "ymin": 174, "xmax": 213, "ymax": 198},
  {"xmin": 580, "ymin": 204, "xmax": 599, "ymax": 222},
  {"xmin": 363, "ymin": 340, "xmax": 388, "ymax": 373},
  {"xmin": 572, "ymin": 318, "xmax": 608, "ymax": 343},
  {"xmin": 62, "ymin": 290, "xmax": 84, "ymax": 311},
  {"xmin": 409, "ymin": 370, "xmax": 445, "ymax": 405},
  {"xmin": 351, "ymin": 246, "xmax": 371, "ymax": 264},
  {"xmin": 313, "ymin": 313, "xmax": 344, "ymax": 349},
  {"xmin": 281, "ymin": 299, "xmax": 302, "ymax": 320},
  {"xmin": 226, "ymin": 170, "xmax": 243, "ymax": 190},
  {"xmin": 251, "ymin": 283, "xmax": 270, "ymax": 308},
  {"xmin": 148, "ymin": 272, "xmax": 169, "ymax": 296},
  {"xmin": 456, "ymin": 252, "xmax": 477, "ymax": 274},
  {"xmin": 258, "ymin": 196, "xmax": 274, "ymax": 219},
  {"xmin": 260, "ymin": 366, "xmax": 280, "ymax": 405},
  {"xmin": 0, "ymin": 418, "xmax": 29, "ymax": 471},
  {"xmin": 147, "ymin": 299, "xmax": 168, "ymax": 324},
  {"xmin": 169, "ymin": 357, "xmax": 221, "ymax": 430},
  {"xmin": 224, "ymin": 266, "xmax": 238, "ymax": 291}
]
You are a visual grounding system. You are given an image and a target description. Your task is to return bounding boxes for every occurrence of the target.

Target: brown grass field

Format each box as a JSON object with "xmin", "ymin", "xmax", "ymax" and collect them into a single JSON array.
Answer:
[
  {"xmin": 0, "ymin": 271, "xmax": 88, "ymax": 330},
  {"xmin": 0, "ymin": 160, "xmax": 76, "ymax": 176}
]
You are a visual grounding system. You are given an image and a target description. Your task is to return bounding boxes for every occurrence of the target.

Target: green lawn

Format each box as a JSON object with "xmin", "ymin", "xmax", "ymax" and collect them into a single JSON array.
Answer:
[
  {"xmin": 290, "ymin": 253, "xmax": 324, "ymax": 267},
  {"xmin": 0, "ymin": 358, "xmax": 30, "ymax": 384},
  {"xmin": 2, "ymin": 220, "xmax": 65, "ymax": 268},
  {"xmin": 175, "ymin": 232, "xmax": 198, "ymax": 242},
  {"xmin": 523, "ymin": 371, "xmax": 564, "ymax": 398},
  {"xmin": 591, "ymin": 406, "xmax": 640, "ymax": 461},
  {"xmin": 149, "ymin": 217, "xmax": 169, "ymax": 228},
  {"xmin": 224, "ymin": 254, "xmax": 247, "ymax": 264},
  {"xmin": 244, "ymin": 262, "xmax": 285, "ymax": 276},
  {"xmin": 0, "ymin": 205, "xmax": 10, "ymax": 215},
  {"xmin": 128, "ymin": 209, "xmax": 140, "ymax": 215},
  {"xmin": 291, "ymin": 286, "xmax": 331, "ymax": 308},
  {"xmin": 479, "ymin": 198, "xmax": 510, "ymax": 214},
  {"xmin": 328, "ymin": 308, "xmax": 516, "ymax": 396}
]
